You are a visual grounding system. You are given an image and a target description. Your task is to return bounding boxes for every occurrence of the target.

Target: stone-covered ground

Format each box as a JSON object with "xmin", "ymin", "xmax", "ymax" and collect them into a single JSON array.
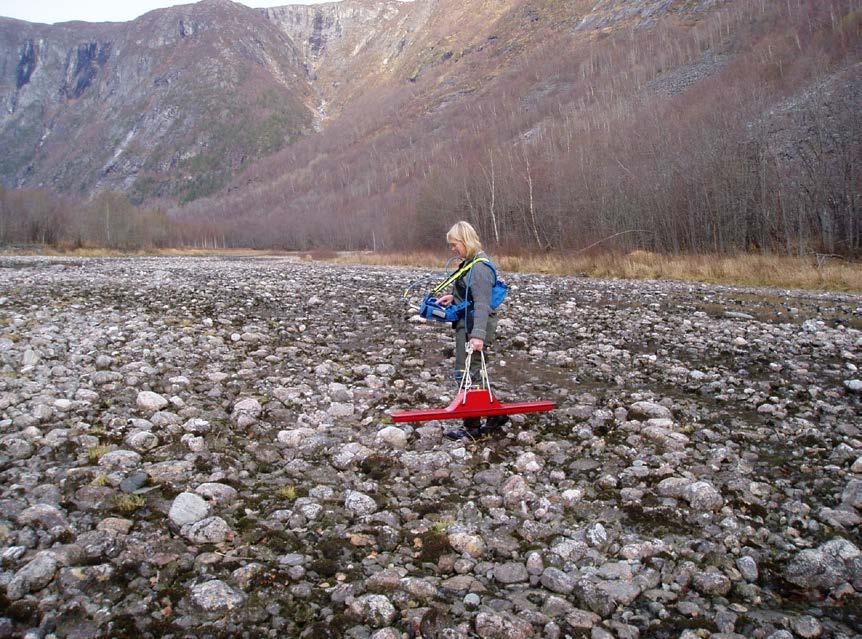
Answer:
[{"xmin": 0, "ymin": 256, "xmax": 860, "ymax": 639}]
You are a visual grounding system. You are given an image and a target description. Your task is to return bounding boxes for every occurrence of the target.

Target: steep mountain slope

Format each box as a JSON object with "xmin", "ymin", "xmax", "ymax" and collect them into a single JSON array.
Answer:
[
  {"xmin": 174, "ymin": 0, "xmax": 857, "ymax": 254},
  {"xmin": 0, "ymin": 0, "xmax": 315, "ymax": 202},
  {"xmin": 263, "ymin": 0, "xmax": 437, "ymax": 118}
]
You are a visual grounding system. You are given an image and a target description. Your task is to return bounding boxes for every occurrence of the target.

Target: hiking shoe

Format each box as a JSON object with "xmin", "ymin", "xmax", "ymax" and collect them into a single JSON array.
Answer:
[
  {"xmin": 464, "ymin": 418, "xmax": 482, "ymax": 437},
  {"xmin": 444, "ymin": 427, "xmax": 468, "ymax": 440},
  {"xmin": 480, "ymin": 414, "xmax": 509, "ymax": 435},
  {"xmin": 444, "ymin": 418, "xmax": 482, "ymax": 440}
]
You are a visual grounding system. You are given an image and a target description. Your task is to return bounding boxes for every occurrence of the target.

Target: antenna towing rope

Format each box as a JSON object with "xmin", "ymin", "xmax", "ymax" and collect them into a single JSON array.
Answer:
[{"xmin": 390, "ymin": 343, "xmax": 556, "ymax": 424}]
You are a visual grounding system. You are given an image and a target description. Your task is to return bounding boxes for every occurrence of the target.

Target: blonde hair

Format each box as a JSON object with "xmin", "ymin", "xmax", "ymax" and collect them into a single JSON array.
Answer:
[{"xmin": 446, "ymin": 221, "xmax": 482, "ymax": 259}]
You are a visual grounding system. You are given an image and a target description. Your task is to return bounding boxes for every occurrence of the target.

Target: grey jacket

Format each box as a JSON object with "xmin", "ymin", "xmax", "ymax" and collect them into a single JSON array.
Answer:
[{"xmin": 452, "ymin": 252, "xmax": 496, "ymax": 341}]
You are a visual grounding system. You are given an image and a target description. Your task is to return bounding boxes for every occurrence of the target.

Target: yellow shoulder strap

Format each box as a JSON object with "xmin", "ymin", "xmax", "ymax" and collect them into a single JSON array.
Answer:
[{"xmin": 431, "ymin": 256, "xmax": 489, "ymax": 294}]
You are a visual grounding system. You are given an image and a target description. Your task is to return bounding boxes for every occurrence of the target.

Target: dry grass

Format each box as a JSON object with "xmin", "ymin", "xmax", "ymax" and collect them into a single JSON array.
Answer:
[
  {"xmin": 276, "ymin": 485, "xmax": 298, "ymax": 501},
  {"xmin": 4, "ymin": 246, "xmax": 858, "ymax": 291},
  {"xmin": 90, "ymin": 473, "xmax": 109, "ymax": 487},
  {"xmin": 87, "ymin": 445, "xmax": 111, "ymax": 464},
  {"xmin": 330, "ymin": 251, "xmax": 862, "ymax": 292},
  {"xmin": 112, "ymin": 494, "xmax": 146, "ymax": 514}
]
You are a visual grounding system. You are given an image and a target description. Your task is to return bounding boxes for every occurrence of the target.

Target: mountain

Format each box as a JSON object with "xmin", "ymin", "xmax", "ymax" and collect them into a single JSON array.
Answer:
[
  {"xmin": 0, "ymin": 0, "xmax": 314, "ymax": 202},
  {"xmin": 0, "ymin": 0, "xmax": 858, "ymax": 254},
  {"xmin": 0, "ymin": 0, "xmax": 731, "ymax": 202}
]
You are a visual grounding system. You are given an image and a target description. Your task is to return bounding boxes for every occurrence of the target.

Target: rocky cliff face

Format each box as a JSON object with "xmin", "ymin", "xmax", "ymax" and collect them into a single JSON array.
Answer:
[
  {"xmin": 0, "ymin": 0, "xmax": 531, "ymax": 199},
  {"xmin": 0, "ymin": 0, "xmax": 315, "ymax": 201},
  {"xmin": 262, "ymin": 0, "xmax": 436, "ymax": 102}
]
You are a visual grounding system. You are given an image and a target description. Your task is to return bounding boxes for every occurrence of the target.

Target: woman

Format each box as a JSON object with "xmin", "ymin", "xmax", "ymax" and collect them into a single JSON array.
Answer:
[{"xmin": 436, "ymin": 221, "xmax": 508, "ymax": 439}]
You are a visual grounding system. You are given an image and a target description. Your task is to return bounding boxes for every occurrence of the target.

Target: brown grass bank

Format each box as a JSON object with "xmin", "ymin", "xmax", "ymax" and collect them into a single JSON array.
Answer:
[
  {"xmin": 331, "ymin": 251, "xmax": 862, "ymax": 293},
  {"xmin": 3, "ymin": 247, "xmax": 859, "ymax": 292}
]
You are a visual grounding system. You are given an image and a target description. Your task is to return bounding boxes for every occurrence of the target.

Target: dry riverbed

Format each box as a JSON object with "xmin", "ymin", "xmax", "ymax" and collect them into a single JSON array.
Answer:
[{"xmin": 0, "ymin": 256, "xmax": 860, "ymax": 639}]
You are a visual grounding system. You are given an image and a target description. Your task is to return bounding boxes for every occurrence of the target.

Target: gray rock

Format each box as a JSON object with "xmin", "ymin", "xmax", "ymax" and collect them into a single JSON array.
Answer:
[
  {"xmin": 119, "ymin": 472, "xmax": 149, "ymax": 493},
  {"xmin": 232, "ymin": 563, "xmax": 265, "ymax": 590},
  {"xmin": 97, "ymin": 517, "xmax": 133, "ymax": 535},
  {"xmin": 232, "ymin": 397, "xmax": 262, "ymax": 426},
  {"xmin": 21, "ymin": 349, "xmax": 40, "ymax": 367},
  {"xmin": 136, "ymin": 391, "xmax": 168, "ymax": 413},
  {"xmin": 31, "ymin": 404, "xmax": 53, "ymax": 422},
  {"xmin": 641, "ymin": 423, "xmax": 689, "ymax": 450},
  {"xmin": 277, "ymin": 427, "xmax": 316, "ymax": 447},
  {"xmin": 560, "ymin": 488, "xmax": 583, "ymax": 508},
  {"xmin": 5, "ymin": 551, "xmax": 59, "ymax": 600},
  {"xmin": 692, "ymin": 571, "xmax": 731, "ymax": 596},
  {"xmin": 145, "ymin": 460, "xmax": 194, "ymax": 483},
  {"xmin": 628, "ymin": 401, "xmax": 672, "ymax": 420},
  {"xmin": 195, "ymin": 482, "xmax": 238, "ymax": 503},
  {"xmin": 550, "ymin": 538, "xmax": 587, "ymax": 562},
  {"xmin": 785, "ymin": 538, "xmax": 861, "ymax": 589},
  {"xmin": 585, "ymin": 523, "xmax": 609, "ymax": 548},
  {"xmin": 574, "ymin": 579, "xmax": 617, "ymax": 617},
  {"xmin": 0, "ymin": 617, "xmax": 14, "ymax": 638},
  {"xmin": 1, "ymin": 546, "xmax": 27, "ymax": 563},
  {"xmin": 73, "ymin": 485, "xmax": 115, "ymax": 511},
  {"xmin": 656, "ymin": 477, "xmax": 690, "ymax": 498},
  {"xmin": 542, "ymin": 595, "xmax": 575, "ymax": 617},
  {"xmin": 493, "ymin": 562, "xmax": 529, "ymax": 584},
  {"xmin": 448, "ymin": 532, "xmax": 485, "ymax": 558},
  {"xmin": 714, "ymin": 608, "xmax": 737, "ymax": 633},
  {"xmin": 327, "ymin": 401, "xmax": 355, "ymax": 418},
  {"xmin": 17, "ymin": 504, "xmax": 67, "ymax": 529},
  {"xmin": 684, "ymin": 481, "xmax": 723, "ymax": 511},
  {"xmin": 2, "ymin": 438, "xmax": 34, "ymax": 460},
  {"xmin": 349, "ymin": 594, "xmax": 396, "ymax": 627},
  {"xmin": 515, "ymin": 452, "xmax": 544, "ymax": 473},
  {"xmin": 526, "ymin": 552, "xmax": 544, "ymax": 575},
  {"xmin": 540, "ymin": 567, "xmax": 575, "ymax": 594},
  {"xmin": 99, "ymin": 450, "xmax": 142, "ymax": 469},
  {"xmin": 182, "ymin": 516, "xmax": 232, "ymax": 544},
  {"xmin": 183, "ymin": 418, "xmax": 211, "ymax": 434},
  {"xmin": 375, "ymin": 425, "xmax": 408, "ymax": 449},
  {"xmin": 399, "ymin": 577, "xmax": 437, "ymax": 600},
  {"xmin": 841, "ymin": 479, "xmax": 862, "ymax": 509},
  {"xmin": 597, "ymin": 562, "xmax": 633, "ymax": 580},
  {"xmin": 169, "ymin": 492, "xmax": 211, "ymax": 527},
  {"xmin": 345, "ymin": 490, "xmax": 377, "ymax": 516},
  {"xmin": 564, "ymin": 608, "xmax": 601, "ymax": 630},
  {"xmin": 474, "ymin": 611, "xmax": 534, "ymax": 639},
  {"xmin": 125, "ymin": 430, "xmax": 159, "ymax": 451},
  {"xmin": 76, "ymin": 530, "xmax": 121, "ymax": 561},
  {"xmin": 736, "ymin": 556, "xmax": 759, "ymax": 582},
  {"xmin": 92, "ymin": 370, "xmax": 122, "ymax": 385},
  {"xmin": 792, "ymin": 614, "xmax": 822, "ymax": 639},
  {"xmin": 596, "ymin": 579, "xmax": 641, "ymax": 605},
  {"xmin": 190, "ymin": 579, "xmax": 245, "ymax": 611}
]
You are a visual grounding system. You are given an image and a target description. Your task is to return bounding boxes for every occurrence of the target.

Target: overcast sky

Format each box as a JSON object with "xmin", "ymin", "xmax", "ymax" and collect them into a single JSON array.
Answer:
[{"xmin": 0, "ymin": 0, "xmax": 332, "ymax": 24}]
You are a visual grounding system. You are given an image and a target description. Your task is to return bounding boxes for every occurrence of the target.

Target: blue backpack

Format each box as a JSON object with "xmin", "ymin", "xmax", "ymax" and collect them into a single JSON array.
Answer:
[{"xmin": 419, "ymin": 256, "xmax": 508, "ymax": 323}]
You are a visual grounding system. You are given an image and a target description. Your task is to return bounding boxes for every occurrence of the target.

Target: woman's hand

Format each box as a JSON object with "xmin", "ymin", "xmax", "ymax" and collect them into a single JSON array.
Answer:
[
  {"xmin": 469, "ymin": 337, "xmax": 484, "ymax": 352},
  {"xmin": 437, "ymin": 294, "xmax": 454, "ymax": 306}
]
